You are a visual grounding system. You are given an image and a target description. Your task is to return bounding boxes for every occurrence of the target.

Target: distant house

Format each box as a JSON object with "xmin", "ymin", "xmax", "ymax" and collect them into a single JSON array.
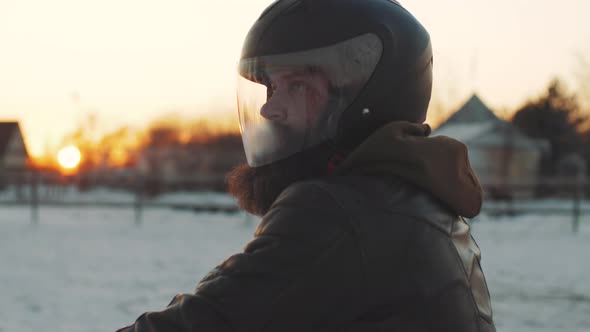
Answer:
[
  {"xmin": 0, "ymin": 122, "xmax": 30, "ymax": 174},
  {"xmin": 434, "ymin": 95, "xmax": 548, "ymax": 199}
]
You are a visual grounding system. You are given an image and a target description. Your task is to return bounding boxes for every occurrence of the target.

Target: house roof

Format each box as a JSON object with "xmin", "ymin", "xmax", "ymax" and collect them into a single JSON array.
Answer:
[
  {"xmin": 434, "ymin": 94, "xmax": 501, "ymax": 141},
  {"xmin": 438, "ymin": 94, "xmax": 500, "ymax": 127},
  {"xmin": 0, "ymin": 122, "xmax": 19, "ymax": 156},
  {"xmin": 433, "ymin": 95, "xmax": 549, "ymax": 151}
]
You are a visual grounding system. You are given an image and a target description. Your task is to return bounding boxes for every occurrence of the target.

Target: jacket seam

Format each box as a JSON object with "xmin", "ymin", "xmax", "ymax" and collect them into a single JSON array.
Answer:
[
  {"xmin": 256, "ymin": 181, "xmax": 361, "ymax": 331},
  {"xmin": 258, "ymin": 232, "xmax": 355, "ymax": 332},
  {"xmin": 445, "ymin": 224, "xmax": 485, "ymax": 332},
  {"xmin": 405, "ymin": 220, "xmax": 430, "ymax": 326},
  {"xmin": 408, "ymin": 215, "xmax": 484, "ymax": 331},
  {"xmin": 303, "ymin": 181, "xmax": 371, "ymax": 316}
]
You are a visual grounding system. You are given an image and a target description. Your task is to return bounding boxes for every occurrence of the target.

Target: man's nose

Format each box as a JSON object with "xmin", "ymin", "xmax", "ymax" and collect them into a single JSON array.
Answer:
[{"xmin": 260, "ymin": 96, "xmax": 287, "ymax": 122}]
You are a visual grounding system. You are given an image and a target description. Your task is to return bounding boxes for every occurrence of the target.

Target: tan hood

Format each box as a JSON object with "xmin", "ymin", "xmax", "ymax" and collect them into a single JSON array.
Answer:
[{"xmin": 334, "ymin": 121, "xmax": 483, "ymax": 218}]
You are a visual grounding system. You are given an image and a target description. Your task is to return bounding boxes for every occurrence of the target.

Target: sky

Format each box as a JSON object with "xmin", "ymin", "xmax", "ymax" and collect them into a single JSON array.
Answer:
[{"xmin": 1, "ymin": 0, "xmax": 589, "ymax": 157}]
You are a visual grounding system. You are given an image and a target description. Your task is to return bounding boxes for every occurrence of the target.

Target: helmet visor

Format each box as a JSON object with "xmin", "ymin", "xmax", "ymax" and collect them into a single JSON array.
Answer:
[{"xmin": 237, "ymin": 33, "xmax": 382, "ymax": 167}]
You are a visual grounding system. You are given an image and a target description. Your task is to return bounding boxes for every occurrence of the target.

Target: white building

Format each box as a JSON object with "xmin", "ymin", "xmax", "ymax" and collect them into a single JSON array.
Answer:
[{"xmin": 434, "ymin": 95, "xmax": 548, "ymax": 199}]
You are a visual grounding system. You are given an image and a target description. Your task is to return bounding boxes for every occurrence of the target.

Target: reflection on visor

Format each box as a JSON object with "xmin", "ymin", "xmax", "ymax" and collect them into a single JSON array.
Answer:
[{"xmin": 237, "ymin": 33, "xmax": 383, "ymax": 167}]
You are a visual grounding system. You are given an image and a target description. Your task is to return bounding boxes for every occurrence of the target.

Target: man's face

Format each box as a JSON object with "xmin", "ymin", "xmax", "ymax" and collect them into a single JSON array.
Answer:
[
  {"xmin": 260, "ymin": 69, "xmax": 331, "ymax": 133},
  {"xmin": 237, "ymin": 66, "xmax": 334, "ymax": 167},
  {"xmin": 229, "ymin": 69, "xmax": 334, "ymax": 214}
]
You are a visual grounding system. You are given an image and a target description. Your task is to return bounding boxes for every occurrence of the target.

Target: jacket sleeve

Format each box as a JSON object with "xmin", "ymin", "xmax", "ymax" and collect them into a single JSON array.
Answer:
[{"xmin": 116, "ymin": 182, "xmax": 366, "ymax": 332}]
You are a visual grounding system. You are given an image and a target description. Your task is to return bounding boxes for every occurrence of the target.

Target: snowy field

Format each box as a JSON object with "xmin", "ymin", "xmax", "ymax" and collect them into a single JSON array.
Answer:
[{"xmin": 1, "ymin": 201, "xmax": 589, "ymax": 332}]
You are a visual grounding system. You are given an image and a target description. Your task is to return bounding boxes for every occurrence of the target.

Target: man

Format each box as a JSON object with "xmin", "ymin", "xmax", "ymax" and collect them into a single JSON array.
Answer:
[{"xmin": 118, "ymin": 0, "xmax": 495, "ymax": 331}]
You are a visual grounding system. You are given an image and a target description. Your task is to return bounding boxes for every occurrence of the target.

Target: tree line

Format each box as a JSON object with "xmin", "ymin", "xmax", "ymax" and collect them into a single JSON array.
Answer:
[{"xmin": 511, "ymin": 79, "xmax": 589, "ymax": 177}]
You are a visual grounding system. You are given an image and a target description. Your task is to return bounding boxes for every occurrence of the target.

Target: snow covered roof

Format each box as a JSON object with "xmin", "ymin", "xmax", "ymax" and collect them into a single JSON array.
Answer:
[
  {"xmin": 433, "ymin": 122, "xmax": 495, "ymax": 143},
  {"xmin": 439, "ymin": 94, "xmax": 500, "ymax": 126},
  {"xmin": 432, "ymin": 96, "xmax": 549, "ymax": 150},
  {"xmin": 433, "ymin": 120, "xmax": 548, "ymax": 151},
  {"xmin": 433, "ymin": 95, "xmax": 499, "ymax": 143}
]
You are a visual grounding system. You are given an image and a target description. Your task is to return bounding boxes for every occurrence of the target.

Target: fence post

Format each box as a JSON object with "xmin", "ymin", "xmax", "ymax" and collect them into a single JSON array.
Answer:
[
  {"xmin": 573, "ymin": 187, "xmax": 580, "ymax": 234},
  {"xmin": 572, "ymin": 175, "xmax": 585, "ymax": 234},
  {"xmin": 30, "ymin": 171, "xmax": 39, "ymax": 224},
  {"xmin": 134, "ymin": 177, "xmax": 143, "ymax": 225}
]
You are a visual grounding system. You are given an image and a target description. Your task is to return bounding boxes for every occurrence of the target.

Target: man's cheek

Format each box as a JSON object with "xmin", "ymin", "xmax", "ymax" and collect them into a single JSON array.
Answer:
[{"xmin": 305, "ymin": 90, "xmax": 329, "ymax": 123}]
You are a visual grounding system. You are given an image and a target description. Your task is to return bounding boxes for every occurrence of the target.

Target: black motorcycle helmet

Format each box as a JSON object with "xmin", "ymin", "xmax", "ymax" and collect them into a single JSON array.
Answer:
[{"xmin": 237, "ymin": 0, "xmax": 432, "ymax": 167}]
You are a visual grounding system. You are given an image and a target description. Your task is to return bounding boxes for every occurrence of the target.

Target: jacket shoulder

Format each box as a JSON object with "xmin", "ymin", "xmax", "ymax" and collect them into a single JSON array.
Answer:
[
  {"xmin": 256, "ymin": 179, "xmax": 355, "ymax": 238},
  {"xmin": 306, "ymin": 175, "xmax": 458, "ymax": 232},
  {"xmin": 270, "ymin": 179, "xmax": 346, "ymax": 211}
]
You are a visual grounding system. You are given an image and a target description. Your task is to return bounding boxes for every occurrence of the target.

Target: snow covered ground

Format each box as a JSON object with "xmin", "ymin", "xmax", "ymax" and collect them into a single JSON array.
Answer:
[
  {"xmin": 1, "ymin": 202, "xmax": 589, "ymax": 332},
  {"xmin": 472, "ymin": 213, "xmax": 590, "ymax": 332}
]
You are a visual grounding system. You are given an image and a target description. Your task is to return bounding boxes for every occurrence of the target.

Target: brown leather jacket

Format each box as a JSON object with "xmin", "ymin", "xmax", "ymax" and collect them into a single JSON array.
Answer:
[{"xmin": 117, "ymin": 122, "xmax": 495, "ymax": 332}]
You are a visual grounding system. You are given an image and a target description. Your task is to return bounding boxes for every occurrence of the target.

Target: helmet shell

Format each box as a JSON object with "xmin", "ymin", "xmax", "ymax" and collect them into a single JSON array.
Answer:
[{"xmin": 241, "ymin": 0, "xmax": 433, "ymax": 148}]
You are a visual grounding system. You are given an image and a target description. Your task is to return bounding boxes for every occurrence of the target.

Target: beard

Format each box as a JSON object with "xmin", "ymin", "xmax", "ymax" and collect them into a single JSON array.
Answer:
[
  {"xmin": 226, "ymin": 143, "xmax": 341, "ymax": 216},
  {"xmin": 226, "ymin": 162, "xmax": 297, "ymax": 216}
]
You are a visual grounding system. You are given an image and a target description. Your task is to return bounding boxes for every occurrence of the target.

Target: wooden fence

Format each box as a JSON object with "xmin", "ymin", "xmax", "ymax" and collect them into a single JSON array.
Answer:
[
  {"xmin": 0, "ymin": 171, "xmax": 240, "ymax": 225},
  {"xmin": 1, "ymin": 171, "xmax": 588, "ymax": 232}
]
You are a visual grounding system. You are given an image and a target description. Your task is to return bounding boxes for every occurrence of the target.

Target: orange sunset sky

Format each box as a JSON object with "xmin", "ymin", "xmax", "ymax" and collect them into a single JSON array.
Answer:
[{"xmin": 1, "ymin": 0, "xmax": 589, "ymax": 158}]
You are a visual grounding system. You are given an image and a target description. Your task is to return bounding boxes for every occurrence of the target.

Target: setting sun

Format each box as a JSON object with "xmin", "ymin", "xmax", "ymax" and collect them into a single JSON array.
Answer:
[{"xmin": 57, "ymin": 145, "xmax": 82, "ymax": 170}]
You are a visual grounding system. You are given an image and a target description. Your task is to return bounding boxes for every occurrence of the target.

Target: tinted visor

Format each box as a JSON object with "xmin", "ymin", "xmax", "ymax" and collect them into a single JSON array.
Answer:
[{"xmin": 237, "ymin": 33, "xmax": 382, "ymax": 167}]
